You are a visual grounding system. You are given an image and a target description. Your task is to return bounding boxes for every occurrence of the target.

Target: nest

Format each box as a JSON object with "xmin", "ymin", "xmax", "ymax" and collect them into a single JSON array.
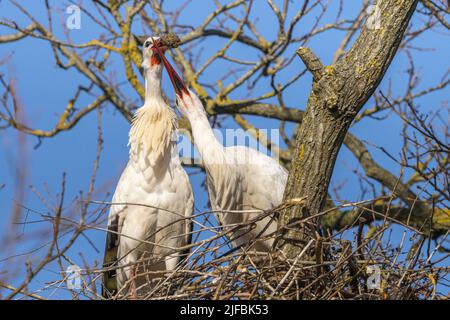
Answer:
[
  {"xmin": 103, "ymin": 219, "xmax": 446, "ymax": 300},
  {"xmin": 127, "ymin": 239, "xmax": 442, "ymax": 300}
]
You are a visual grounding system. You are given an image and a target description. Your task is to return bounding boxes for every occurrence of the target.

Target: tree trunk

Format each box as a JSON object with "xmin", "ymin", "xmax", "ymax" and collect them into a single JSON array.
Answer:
[{"xmin": 278, "ymin": 0, "xmax": 419, "ymax": 258}]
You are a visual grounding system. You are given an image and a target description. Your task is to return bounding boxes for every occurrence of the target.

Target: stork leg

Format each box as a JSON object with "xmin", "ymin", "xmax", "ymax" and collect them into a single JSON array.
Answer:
[
  {"xmin": 165, "ymin": 254, "xmax": 180, "ymax": 272},
  {"xmin": 164, "ymin": 254, "xmax": 181, "ymax": 295},
  {"xmin": 129, "ymin": 265, "xmax": 138, "ymax": 299}
]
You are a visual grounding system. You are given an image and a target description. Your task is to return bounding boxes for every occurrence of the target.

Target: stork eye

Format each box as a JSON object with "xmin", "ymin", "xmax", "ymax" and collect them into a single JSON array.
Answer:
[{"xmin": 144, "ymin": 41, "xmax": 151, "ymax": 48}]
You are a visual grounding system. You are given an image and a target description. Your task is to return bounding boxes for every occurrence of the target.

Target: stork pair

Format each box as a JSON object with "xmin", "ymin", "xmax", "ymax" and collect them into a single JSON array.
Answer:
[{"xmin": 102, "ymin": 36, "xmax": 288, "ymax": 298}]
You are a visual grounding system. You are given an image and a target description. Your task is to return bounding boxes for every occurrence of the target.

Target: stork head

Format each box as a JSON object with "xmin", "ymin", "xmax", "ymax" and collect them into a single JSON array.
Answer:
[
  {"xmin": 141, "ymin": 35, "xmax": 189, "ymax": 99},
  {"xmin": 141, "ymin": 36, "xmax": 166, "ymax": 72}
]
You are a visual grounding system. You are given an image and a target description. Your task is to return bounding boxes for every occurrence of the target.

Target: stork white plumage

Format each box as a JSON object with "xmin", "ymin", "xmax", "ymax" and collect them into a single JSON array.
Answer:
[
  {"xmin": 102, "ymin": 37, "xmax": 194, "ymax": 298},
  {"xmin": 158, "ymin": 54, "xmax": 287, "ymax": 252}
]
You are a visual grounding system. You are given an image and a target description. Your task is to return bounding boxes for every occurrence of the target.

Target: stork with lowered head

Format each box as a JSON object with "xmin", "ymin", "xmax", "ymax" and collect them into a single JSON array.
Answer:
[{"xmin": 158, "ymin": 45, "xmax": 288, "ymax": 252}]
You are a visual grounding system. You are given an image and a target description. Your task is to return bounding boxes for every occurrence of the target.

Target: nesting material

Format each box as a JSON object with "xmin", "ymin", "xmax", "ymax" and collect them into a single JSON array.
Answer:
[{"xmin": 159, "ymin": 33, "xmax": 181, "ymax": 48}]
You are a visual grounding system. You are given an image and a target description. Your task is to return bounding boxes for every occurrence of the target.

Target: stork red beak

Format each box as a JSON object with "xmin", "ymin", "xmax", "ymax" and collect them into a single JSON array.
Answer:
[{"xmin": 152, "ymin": 43, "xmax": 189, "ymax": 98}]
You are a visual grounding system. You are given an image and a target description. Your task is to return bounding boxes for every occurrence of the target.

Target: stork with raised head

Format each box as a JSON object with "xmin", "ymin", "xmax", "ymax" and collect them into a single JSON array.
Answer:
[
  {"xmin": 102, "ymin": 36, "xmax": 194, "ymax": 298},
  {"xmin": 158, "ymin": 52, "xmax": 288, "ymax": 252}
]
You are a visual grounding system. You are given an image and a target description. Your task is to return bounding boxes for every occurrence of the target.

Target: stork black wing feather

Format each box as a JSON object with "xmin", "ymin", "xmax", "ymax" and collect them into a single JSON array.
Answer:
[{"xmin": 102, "ymin": 215, "xmax": 119, "ymax": 298}]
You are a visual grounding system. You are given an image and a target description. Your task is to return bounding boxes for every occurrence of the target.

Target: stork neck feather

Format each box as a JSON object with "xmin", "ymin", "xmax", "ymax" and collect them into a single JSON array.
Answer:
[
  {"xmin": 187, "ymin": 108, "xmax": 225, "ymax": 166},
  {"xmin": 144, "ymin": 67, "xmax": 163, "ymax": 102},
  {"xmin": 128, "ymin": 68, "xmax": 176, "ymax": 164}
]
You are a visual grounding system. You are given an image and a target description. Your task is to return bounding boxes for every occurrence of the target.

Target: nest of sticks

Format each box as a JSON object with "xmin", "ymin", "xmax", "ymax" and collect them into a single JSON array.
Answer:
[{"xmin": 101, "ymin": 207, "xmax": 447, "ymax": 300}]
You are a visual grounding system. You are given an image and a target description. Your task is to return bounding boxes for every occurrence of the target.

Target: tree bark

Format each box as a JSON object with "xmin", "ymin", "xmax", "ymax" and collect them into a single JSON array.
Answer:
[{"xmin": 278, "ymin": 0, "xmax": 419, "ymax": 257}]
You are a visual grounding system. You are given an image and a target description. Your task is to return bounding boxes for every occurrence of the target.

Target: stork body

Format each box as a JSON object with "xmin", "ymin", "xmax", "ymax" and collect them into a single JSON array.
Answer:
[
  {"xmin": 177, "ymin": 93, "xmax": 287, "ymax": 251},
  {"xmin": 102, "ymin": 37, "xmax": 193, "ymax": 297},
  {"xmin": 156, "ymin": 51, "xmax": 286, "ymax": 251}
]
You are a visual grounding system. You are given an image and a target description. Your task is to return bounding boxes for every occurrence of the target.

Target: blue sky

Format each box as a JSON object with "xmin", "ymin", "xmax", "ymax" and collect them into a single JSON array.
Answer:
[{"xmin": 0, "ymin": 1, "xmax": 448, "ymax": 299}]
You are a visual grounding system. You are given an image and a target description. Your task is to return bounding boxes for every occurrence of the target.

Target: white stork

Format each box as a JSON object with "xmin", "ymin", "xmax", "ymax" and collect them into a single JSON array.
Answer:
[
  {"xmin": 102, "ymin": 36, "xmax": 194, "ymax": 298},
  {"xmin": 158, "ymin": 53, "xmax": 288, "ymax": 252}
]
